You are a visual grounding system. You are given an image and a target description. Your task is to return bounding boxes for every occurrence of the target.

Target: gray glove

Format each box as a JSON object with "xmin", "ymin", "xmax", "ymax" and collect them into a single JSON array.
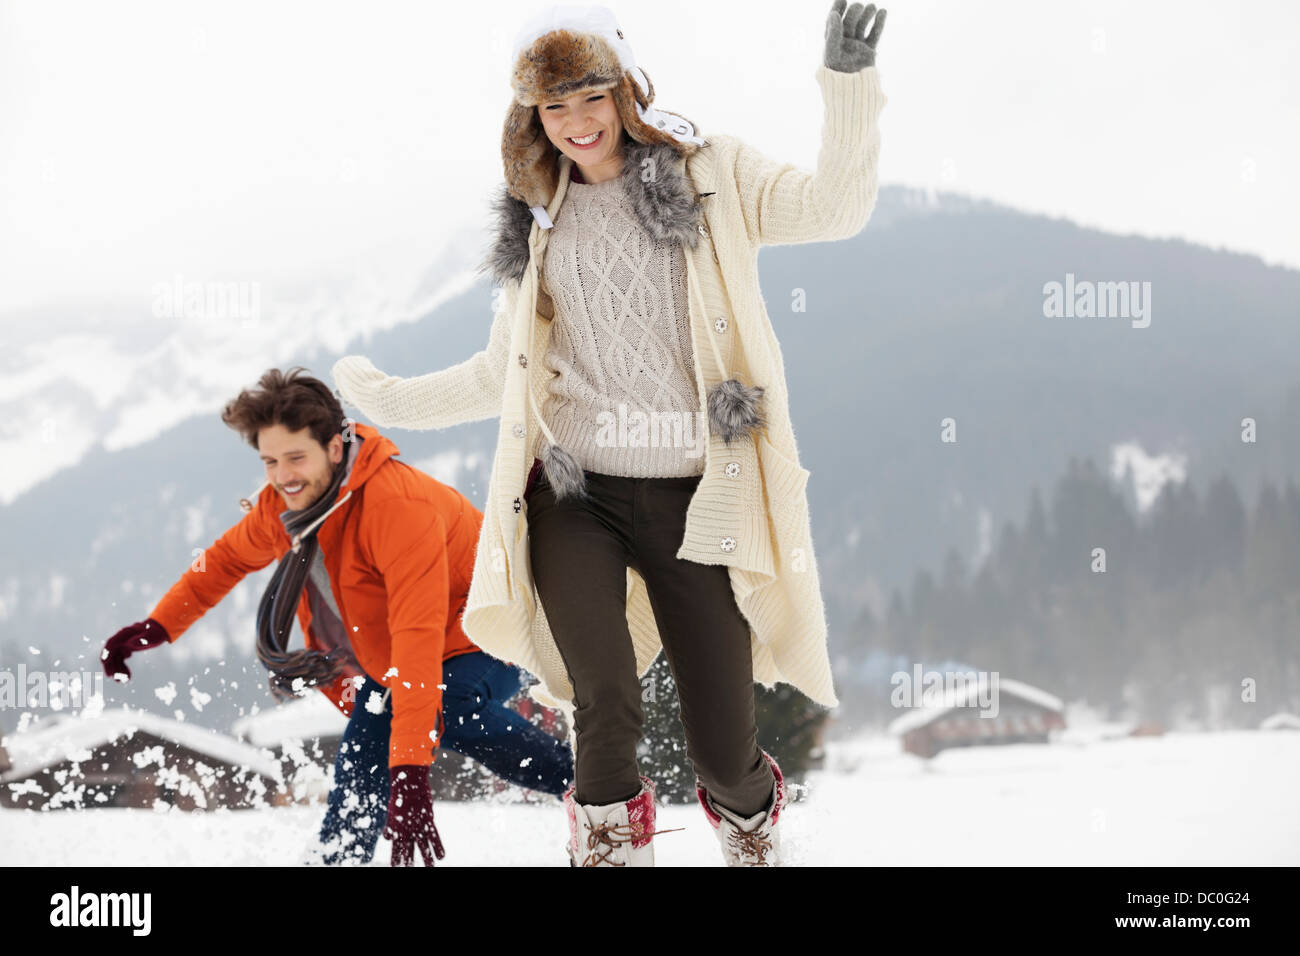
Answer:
[{"xmin": 824, "ymin": 0, "xmax": 887, "ymax": 72}]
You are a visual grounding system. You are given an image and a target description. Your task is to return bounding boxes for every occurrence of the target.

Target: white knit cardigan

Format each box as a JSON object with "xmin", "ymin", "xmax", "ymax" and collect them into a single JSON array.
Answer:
[{"xmin": 333, "ymin": 64, "xmax": 887, "ymax": 714}]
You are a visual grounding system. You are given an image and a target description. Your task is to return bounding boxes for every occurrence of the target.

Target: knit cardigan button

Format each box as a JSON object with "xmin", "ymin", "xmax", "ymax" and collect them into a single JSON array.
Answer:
[
  {"xmin": 724, "ymin": 461, "xmax": 741, "ymax": 478},
  {"xmin": 512, "ymin": 423, "xmax": 525, "ymax": 438},
  {"xmin": 697, "ymin": 222, "xmax": 719, "ymax": 263},
  {"xmin": 513, "ymin": 497, "xmax": 522, "ymax": 514},
  {"xmin": 714, "ymin": 316, "xmax": 728, "ymax": 334},
  {"xmin": 518, "ymin": 353, "xmax": 528, "ymax": 367},
  {"xmin": 720, "ymin": 536, "xmax": 737, "ymax": 553}
]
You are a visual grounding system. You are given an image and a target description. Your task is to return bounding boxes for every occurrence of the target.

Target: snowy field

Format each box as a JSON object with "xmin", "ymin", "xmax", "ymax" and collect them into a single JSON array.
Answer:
[{"xmin": 3, "ymin": 729, "xmax": 1297, "ymax": 866}]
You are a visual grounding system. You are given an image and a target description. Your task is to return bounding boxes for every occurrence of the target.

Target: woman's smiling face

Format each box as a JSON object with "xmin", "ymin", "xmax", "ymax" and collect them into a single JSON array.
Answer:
[{"xmin": 538, "ymin": 87, "xmax": 625, "ymax": 179}]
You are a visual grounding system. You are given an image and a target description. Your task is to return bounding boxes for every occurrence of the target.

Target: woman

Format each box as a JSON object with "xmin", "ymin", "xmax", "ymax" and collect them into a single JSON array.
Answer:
[{"xmin": 333, "ymin": 0, "xmax": 887, "ymax": 866}]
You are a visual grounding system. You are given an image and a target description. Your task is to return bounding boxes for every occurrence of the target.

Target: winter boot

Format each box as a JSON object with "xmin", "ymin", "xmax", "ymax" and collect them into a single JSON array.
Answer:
[
  {"xmin": 564, "ymin": 776, "xmax": 660, "ymax": 867},
  {"xmin": 696, "ymin": 750, "xmax": 786, "ymax": 867}
]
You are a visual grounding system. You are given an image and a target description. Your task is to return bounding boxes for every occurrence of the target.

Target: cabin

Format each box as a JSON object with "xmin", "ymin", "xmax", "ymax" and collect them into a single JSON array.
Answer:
[
  {"xmin": 0, "ymin": 708, "xmax": 283, "ymax": 810},
  {"xmin": 887, "ymin": 676, "xmax": 1066, "ymax": 759}
]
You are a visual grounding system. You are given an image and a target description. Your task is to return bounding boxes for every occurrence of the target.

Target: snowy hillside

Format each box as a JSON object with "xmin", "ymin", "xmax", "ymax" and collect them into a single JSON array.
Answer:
[{"xmin": 4, "ymin": 730, "xmax": 1296, "ymax": 866}]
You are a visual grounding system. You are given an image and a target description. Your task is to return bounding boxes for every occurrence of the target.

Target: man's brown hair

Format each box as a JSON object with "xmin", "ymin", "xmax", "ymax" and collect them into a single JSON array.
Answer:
[{"xmin": 221, "ymin": 367, "xmax": 345, "ymax": 450}]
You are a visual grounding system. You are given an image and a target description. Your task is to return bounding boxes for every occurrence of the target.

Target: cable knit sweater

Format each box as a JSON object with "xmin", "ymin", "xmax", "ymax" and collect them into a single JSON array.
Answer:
[
  {"xmin": 540, "ymin": 171, "xmax": 705, "ymax": 478},
  {"xmin": 332, "ymin": 65, "xmax": 888, "ymax": 716}
]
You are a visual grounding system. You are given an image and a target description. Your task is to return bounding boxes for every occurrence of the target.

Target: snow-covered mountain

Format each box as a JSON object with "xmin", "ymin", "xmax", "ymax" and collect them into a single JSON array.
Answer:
[{"xmin": 0, "ymin": 226, "xmax": 489, "ymax": 506}]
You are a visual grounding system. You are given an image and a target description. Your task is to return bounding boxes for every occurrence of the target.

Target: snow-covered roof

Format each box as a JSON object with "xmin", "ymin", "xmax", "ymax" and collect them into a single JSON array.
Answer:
[
  {"xmin": 995, "ymin": 678, "xmax": 1064, "ymax": 713},
  {"xmin": 230, "ymin": 694, "xmax": 348, "ymax": 748},
  {"xmin": 1260, "ymin": 712, "xmax": 1300, "ymax": 731},
  {"xmin": 0, "ymin": 707, "xmax": 281, "ymax": 783},
  {"xmin": 887, "ymin": 676, "xmax": 1065, "ymax": 736},
  {"xmin": 887, "ymin": 705, "xmax": 946, "ymax": 737}
]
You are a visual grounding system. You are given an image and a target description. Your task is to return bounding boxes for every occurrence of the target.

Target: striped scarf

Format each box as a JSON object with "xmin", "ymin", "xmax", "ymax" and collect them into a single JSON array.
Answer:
[{"xmin": 255, "ymin": 445, "xmax": 354, "ymax": 700}]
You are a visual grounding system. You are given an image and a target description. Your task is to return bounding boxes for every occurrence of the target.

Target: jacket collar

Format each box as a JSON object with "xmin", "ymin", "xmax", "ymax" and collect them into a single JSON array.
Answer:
[
  {"xmin": 482, "ymin": 139, "xmax": 713, "ymax": 287},
  {"xmin": 338, "ymin": 423, "xmax": 397, "ymax": 490}
]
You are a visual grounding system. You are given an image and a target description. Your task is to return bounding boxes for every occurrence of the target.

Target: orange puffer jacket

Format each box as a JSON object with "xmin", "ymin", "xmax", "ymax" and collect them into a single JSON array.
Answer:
[{"xmin": 149, "ymin": 423, "xmax": 482, "ymax": 768}]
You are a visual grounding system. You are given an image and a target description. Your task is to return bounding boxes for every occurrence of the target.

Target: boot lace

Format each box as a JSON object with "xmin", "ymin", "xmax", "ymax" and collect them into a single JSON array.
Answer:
[
  {"xmin": 580, "ymin": 821, "xmax": 640, "ymax": 867},
  {"xmin": 579, "ymin": 821, "xmax": 685, "ymax": 867},
  {"xmin": 728, "ymin": 827, "xmax": 774, "ymax": 865}
]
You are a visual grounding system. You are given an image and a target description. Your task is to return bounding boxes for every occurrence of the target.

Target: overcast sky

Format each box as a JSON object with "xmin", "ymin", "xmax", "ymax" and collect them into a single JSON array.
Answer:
[{"xmin": 1, "ymin": 0, "xmax": 1297, "ymax": 317}]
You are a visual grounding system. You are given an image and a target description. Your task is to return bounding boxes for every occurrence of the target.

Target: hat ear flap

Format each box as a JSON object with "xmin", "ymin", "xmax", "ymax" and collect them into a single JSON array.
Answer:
[
  {"xmin": 502, "ymin": 100, "xmax": 560, "ymax": 209},
  {"xmin": 613, "ymin": 72, "xmax": 701, "ymax": 155}
]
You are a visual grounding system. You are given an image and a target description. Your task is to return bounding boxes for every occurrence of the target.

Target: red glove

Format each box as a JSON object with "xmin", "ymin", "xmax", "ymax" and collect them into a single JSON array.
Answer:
[
  {"xmin": 101, "ymin": 618, "xmax": 170, "ymax": 682},
  {"xmin": 384, "ymin": 765, "xmax": 446, "ymax": 867}
]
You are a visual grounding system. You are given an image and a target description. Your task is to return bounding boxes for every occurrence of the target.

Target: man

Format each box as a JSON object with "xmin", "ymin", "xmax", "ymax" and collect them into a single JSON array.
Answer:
[{"xmin": 101, "ymin": 367, "xmax": 572, "ymax": 865}]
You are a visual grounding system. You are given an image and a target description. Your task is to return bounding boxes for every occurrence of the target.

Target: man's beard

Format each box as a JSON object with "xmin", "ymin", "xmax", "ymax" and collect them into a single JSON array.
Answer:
[{"xmin": 282, "ymin": 473, "xmax": 328, "ymax": 511}]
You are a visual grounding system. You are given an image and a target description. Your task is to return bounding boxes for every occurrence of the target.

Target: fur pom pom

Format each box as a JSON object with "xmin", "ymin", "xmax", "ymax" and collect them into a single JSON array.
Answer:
[
  {"xmin": 707, "ymin": 379, "xmax": 767, "ymax": 445},
  {"xmin": 543, "ymin": 441, "xmax": 589, "ymax": 501}
]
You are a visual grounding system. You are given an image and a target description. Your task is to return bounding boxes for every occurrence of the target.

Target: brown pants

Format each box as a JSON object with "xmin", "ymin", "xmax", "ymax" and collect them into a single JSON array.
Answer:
[{"xmin": 525, "ymin": 465, "xmax": 775, "ymax": 817}]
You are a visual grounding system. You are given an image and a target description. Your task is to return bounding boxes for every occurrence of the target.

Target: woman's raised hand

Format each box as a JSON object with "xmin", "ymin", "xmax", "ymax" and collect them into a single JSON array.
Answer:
[{"xmin": 824, "ymin": 0, "xmax": 887, "ymax": 72}]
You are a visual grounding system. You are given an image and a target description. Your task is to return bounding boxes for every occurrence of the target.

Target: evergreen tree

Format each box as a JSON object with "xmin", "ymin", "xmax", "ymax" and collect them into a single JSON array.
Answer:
[{"xmin": 1202, "ymin": 473, "xmax": 1247, "ymax": 576}]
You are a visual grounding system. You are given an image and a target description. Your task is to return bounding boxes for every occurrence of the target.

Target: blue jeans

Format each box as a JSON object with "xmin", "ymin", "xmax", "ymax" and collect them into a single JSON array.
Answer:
[{"xmin": 317, "ymin": 651, "xmax": 574, "ymax": 864}]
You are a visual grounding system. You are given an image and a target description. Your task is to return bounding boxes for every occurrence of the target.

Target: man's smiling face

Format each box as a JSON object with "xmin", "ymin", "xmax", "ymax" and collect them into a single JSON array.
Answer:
[{"xmin": 257, "ymin": 423, "xmax": 343, "ymax": 510}]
